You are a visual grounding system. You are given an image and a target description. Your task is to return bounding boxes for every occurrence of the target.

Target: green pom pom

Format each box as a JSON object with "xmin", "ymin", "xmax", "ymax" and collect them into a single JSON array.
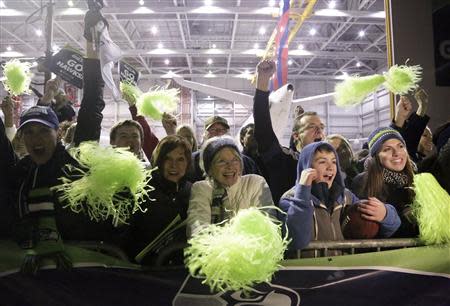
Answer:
[
  {"xmin": 184, "ymin": 207, "xmax": 289, "ymax": 293},
  {"xmin": 136, "ymin": 87, "xmax": 179, "ymax": 120},
  {"xmin": 412, "ymin": 173, "xmax": 450, "ymax": 245},
  {"xmin": 334, "ymin": 74, "xmax": 385, "ymax": 107},
  {"xmin": 52, "ymin": 142, "xmax": 153, "ymax": 226},
  {"xmin": 1, "ymin": 59, "xmax": 33, "ymax": 96},
  {"xmin": 120, "ymin": 82, "xmax": 142, "ymax": 105},
  {"xmin": 383, "ymin": 64, "xmax": 422, "ymax": 95}
]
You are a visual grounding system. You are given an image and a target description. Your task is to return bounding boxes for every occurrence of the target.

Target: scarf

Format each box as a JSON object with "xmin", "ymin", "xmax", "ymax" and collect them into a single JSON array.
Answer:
[{"xmin": 382, "ymin": 168, "xmax": 409, "ymax": 187}]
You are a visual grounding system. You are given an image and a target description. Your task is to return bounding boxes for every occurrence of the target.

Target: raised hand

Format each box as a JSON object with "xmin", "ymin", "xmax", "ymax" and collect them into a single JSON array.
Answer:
[
  {"xmin": 299, "ymin": 168, "xmax": 318, "ymax": 186},
  {"xmin": 162, "ymin": 112, "xmax": 177, "ymax": 135},
  {"xmin": 1, "ymin": 96, "xmax": 15, "ymax": 127},
  {"xmin": 256, "ymin": 59, "xmax": 276, "ymax": 91},
  {"xmin": 414, "ymin": 87, "xmax": 428, "ymax": 116},
  {"xmin": 394, "ymin": 96, "xmax": 412, "ymax": 128},
  {"xmin": 358, "ymin": 197, "xmax": 387, "ymax": 222}
]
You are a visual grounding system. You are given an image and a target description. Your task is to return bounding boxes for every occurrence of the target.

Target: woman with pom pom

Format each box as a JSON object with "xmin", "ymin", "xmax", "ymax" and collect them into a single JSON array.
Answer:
[
  {"xmin": 351, "ymin": 127, "xmax": 418, "ymax": 237},
  {"xmin": 125, "ymin": 135, "xmax": 193, "ymax": 265},
  {"xmin": 187, "ymin": 136, "xmax": 274, "ymax": 237},
  {"xmin": 280, "ymin": 141, "xmax": 400, "ymax": 257}
]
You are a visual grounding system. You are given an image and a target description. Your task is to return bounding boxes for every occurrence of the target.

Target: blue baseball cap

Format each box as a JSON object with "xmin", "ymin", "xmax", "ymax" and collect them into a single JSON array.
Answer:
[{"xmin": 18, "ymin": 106, "xmax": 60, "ymax": 131}]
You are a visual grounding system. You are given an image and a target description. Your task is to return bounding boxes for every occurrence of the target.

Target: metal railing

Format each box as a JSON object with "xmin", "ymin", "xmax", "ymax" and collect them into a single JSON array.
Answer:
[{"xmin": 297, "ymin": 238, "xmax": 423, "ymax": 258}]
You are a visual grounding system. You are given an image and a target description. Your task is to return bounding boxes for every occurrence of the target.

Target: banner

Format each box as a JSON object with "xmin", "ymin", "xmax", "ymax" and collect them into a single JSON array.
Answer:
[
  {"xmin": 174, "ymin": 246, "xmax": 450, "ymax": 306},
  {"xmin": 49, "ymin": 47, "xmax": 84, "ymax": 89},
  {"xmin": 119, "ymin": 60, "xmax": 140, "ymax": 86},
  {"xmin": 432, "ymin": 2, "xmax": 450, "ymax": 86}
]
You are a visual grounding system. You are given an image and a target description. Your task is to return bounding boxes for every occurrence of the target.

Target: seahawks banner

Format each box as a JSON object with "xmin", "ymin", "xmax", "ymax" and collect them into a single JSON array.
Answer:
[
  {"xmin": 0, "ymin": 241, "xmax": 448, "ymax": 306},
  {"xmin": 49, "ymin": 47, "xmax": 84, "ymax": 89},
  {"xmin": 175, "ymin": 246, "xmax": 450, "ymax": 306},
  {"xmin": 119, "ymin": 60, "xmax": 140, "ymax": 86}
]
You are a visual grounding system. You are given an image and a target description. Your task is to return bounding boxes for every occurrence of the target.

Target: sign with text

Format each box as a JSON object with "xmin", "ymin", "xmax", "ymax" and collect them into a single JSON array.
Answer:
[{"xmin": 49, "ymin": 48, "xmax": 84, "ymax": 89}]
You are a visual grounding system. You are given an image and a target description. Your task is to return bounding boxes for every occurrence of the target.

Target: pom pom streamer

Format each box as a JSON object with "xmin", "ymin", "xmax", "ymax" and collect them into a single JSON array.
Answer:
[
  {"xmin": 1, "ymin": 59, "xmax": 33, "ymax": 96},
  {"xmin": 412, "ymin": 173, "xmax": 450, "ymax": 245},
  {"xmin": 383, "ymin": 64, "xmax": 422, "ymax": 95},
  {"xmin": 184, "ymin": 207, "xmax": 290, "ymax": 293},
  {"xmin": 120, "ymin": 81, "xmax": 142, "ymax": 104},
  {"xmin": 136, "ymin": 87, "xmax": 179, "ymax": 120},
  {"xmin": 52, "ymin": 142, "xmax": 153, "ymax": 226},
  {"xmin": 334, "ymin": 74, "xmax": 385, "ymax": 107}
]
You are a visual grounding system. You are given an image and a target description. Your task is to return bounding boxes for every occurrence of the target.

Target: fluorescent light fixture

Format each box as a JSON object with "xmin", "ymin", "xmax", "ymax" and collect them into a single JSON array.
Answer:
[
  {"xmin": 60, "ymin": 8, "xmax": 85, "ymax": 15},
  {"xmin": 0, "ymin": 1, "xmax": 6, "ymax": 8},
  {"xmin": 164, "ymin": 59, "xmax": 170, "ymax": 65},
  {"xmin": 253, "ymin": 7, "xmax": 277, "ymax": 15},
  {"xmin": 268, "ymin": 0, "xmax": 275, "ymax": 7},
  {"xmin": 205, "ymin": 48, "xmax": 224, "ymax": 54},
  {"xmin": 190, "ymin": 6, "xmax": 229, "ymax": 14},
  {"xmin": 0, "ymin": 9, "xmax": 25, "ymax": 16},
  {"xmin": 259, "ymin": 27, "xmax": 266, "ymax": 35},
  {"xmin": 253, "ymin": 43, "xmax": 259, "ymax": 49},
  {"xmin": 132, "ymin": 7, "xmax": 154, "ymax": 14},
  {"xmin": 288, "ymin": 59, "xmax": 293, "ymax": 66},
  {"xmin": 309, "ymin": 28, "xmax": 317, "ymax": 36},
  {"xmin": 328, "ymin": 1, "xmax": 336, "ymax": 9},
  {"xmin": 35, "ymin": 29, "xmax": 43, "ymax": 36},
  {"xmin": 212, "ymin": 43, "xmax": 216, "ymax": 49},
  {"xmin": 289, "ymin": 49, "xmax": 313, "ymax": 56},
  {"xmin": 207, "ymin": 58, "xmax": 213, "ymax": 65},
  {"xmin": 162, "ymin": 70, "xmax": 178, "ymax": 79},
  {"xmin": 314, "ymin": 9, "xmax": 348, "ymax": 17},
  {"xmin": 0, "ymin": 51, "xmax": 24, "ymax": 57},
  {"xmin": 6, "ymin": 46, "xmax": 12, "ymax": 51},
  {"xmin": 150, "ymin": 26, "xmax": 158, "ymax": 35},
  {"xmin": 68, "ymin": 0, "xmax": 74, "ymax": 7},
  {"xmin": 139, "ymin": 0, "xmax": 144, "ymax": 6},
  {"xmin": 147, "ymin": 48, "xmax": 176, "ymax": 55},
  {"xmin": 242, "ymin": 49, "xmax": 264, "ymax": 57},
  {"xmin": 205, "ymin": 71, "xmax": 216, "ymax": 78},
  {"xmin": 369, "ymin": 11, "xmax": 385, "ymax": 18},
  {"xmin": 204, "ymin": 0, "xmax": 213, "ymax": 5},
  {"xmin": 358, "ymin": 30, "xmax": 365, "ymax": 37},
  {"xmin": 157, "ymin": 42, "xmax": 163, "ymax": 49}
]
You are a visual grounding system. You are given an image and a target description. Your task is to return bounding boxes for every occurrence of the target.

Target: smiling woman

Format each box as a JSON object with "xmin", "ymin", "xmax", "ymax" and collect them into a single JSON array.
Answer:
[{"xmin": 187, "ymin": 136, "xmax": 274, "ymax": 236}]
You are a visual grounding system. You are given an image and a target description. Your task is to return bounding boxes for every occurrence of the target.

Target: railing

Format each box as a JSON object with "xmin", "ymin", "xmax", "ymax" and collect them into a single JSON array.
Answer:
[{"xmin": 296, "ymin": 238, "xmax": 423, "ymax": 258}]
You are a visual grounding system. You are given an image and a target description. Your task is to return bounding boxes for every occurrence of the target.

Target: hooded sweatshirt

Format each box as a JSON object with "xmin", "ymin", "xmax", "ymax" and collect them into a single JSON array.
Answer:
[{"xmin": 279, "ymin": 142, "xmax": 400, "ymax": 253}]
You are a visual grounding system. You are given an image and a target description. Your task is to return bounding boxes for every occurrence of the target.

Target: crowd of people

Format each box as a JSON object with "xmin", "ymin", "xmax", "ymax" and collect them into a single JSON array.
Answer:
[{"xmin": 1, "ymin": 6, "xmax": 449, "ymax": 271}]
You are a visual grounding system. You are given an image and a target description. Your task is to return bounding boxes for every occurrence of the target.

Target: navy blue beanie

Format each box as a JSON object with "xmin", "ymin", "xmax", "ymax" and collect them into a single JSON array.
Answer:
[{"xmin": 368, "ymin": 127, "xmax": 406, "ymax": 157}]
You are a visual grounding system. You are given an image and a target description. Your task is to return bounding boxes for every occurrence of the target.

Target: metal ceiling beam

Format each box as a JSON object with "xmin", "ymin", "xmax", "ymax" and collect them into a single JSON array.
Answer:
[
  {"xmin": 0, "ymin": 25, "xmax": 38, "ymax": 51},
  {"xmin": 226, "ymin": 0, "xmax": 241, "ymax": 74},
  {"xmin": 173, "ymin": 0, "xmax": 192, "ymax": 74}
]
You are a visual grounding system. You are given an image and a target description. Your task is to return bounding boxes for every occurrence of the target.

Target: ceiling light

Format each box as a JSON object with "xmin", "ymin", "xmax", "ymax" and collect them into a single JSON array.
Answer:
[
  {"xmin": 259, "ymin": 27, "xmax": 266, "ymax": 35},
  {"xmin": 268, "ymin": 0, "xmax": 275, "ymax": 7},
  {"xmin": 157, "ymin": 42, "xmax": 163, "ymax": 49},
  {"xmin": 204, "ymin": 0, "xmax": 213, "ymax": 6},
  {"xmin": 356, "ymin": 61, "xmax": 361, "ymax": 67},
  {"xmin": 150, "ymin": 26, "xmax": 158, "ymax": 35},
  {"xmin": 139, "ymin": 0, "xmax": 144, "ymax": 6},
  {"xmin": 35, "ymin": 29, "xmax": 43, "ymax": 36},
  {"xmin": 328, "ymin": 1, "xmax": 336, "ymax": 9},
  {"xmin": 0, "ymin": 51, "xmax": 24, "ymax": 57},
  {"xmin": 314, "ymin": 9, "xmax": 348, "ymax": 17},
  {"xmin": 207, "ymin": 58, "xmax": 213, "ymax": 65},
  {"xmin": 245, "ymin": 69, "xmax": 249, "ymax": 74},
  {"xmin": 288, "ymin": 59, "xmax": 293, "ymax": 66},
  {"xmin": 297, "ymin": 44, "xmax": 304, "ymax": 50},
  {"xmin": 6, "ymin": 46, "xmax": 12, "ymax": 51},
  {"xmin": 162, "ymin": 70, "xmax": 177, "ymax": 79},
  {"xmin": 0, "ymin": 1, "xmax": 6, "ymax": 8},
  {"xmin": 212, "ymin": 43, "xmax": 216, "ymax": 48},
  {"xmin": 164, "ymin": 59, "xmax": 170, "ymax": 65},
  {"xmin": 358, "ymin": 30, "xmax": 365, "ymax": 37},
  {"xmin": 205, "ymin": 71, "xmax": 216, "ymax": 78},
  {"xmin": 309, "ymin": 28, "xmax": 316, "ymax": 36},
  {"xmin": 67, "ymin": 0, "xmax": 74, "ymax": 7},
  {"xmin": 253, "ymin": 43, "xmax": 259, "ymax": 49}
]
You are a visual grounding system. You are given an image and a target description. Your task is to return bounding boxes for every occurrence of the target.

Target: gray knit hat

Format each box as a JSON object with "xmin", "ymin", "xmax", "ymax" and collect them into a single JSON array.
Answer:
[
  {"xmin": 368, "ymin": 127, "xmax": 406, "ymax": 156},
  {"xmin": 200, "ymin": 136, "xmax": 241, "ymax": 175}
]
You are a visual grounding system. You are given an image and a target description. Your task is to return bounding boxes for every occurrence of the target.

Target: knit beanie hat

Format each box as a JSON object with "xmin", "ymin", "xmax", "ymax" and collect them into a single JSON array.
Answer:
[
  {"xmin": 201, "ymin": 136, "xmax": 241, "ymax": 175},
  {"xmin": 367, "ymin": 127, "xmax": 406, "ymax": 156}
]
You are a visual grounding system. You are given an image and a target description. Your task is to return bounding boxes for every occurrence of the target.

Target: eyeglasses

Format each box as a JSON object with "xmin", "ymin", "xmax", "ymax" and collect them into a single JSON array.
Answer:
[
  {"xmin": 300, "ymin": 124, "xmax": 325, "ymax": 133},
  {"xmin": 215, "ymin": 158, "xmax": 241, "ymax": 168},
  {"xmin": 208, "ymin": 127, "xmax": 228, "ymax": 134}
]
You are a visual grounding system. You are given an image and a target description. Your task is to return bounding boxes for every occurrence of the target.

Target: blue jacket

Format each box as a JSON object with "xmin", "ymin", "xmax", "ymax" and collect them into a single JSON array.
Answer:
[{"xmin": 280, "ymin": 142, "xmax": 401, "ymax": 251}]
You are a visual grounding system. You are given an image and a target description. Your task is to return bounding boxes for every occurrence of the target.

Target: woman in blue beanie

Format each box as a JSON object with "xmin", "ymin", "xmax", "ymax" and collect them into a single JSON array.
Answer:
[{"xmin": 351, "ymin": 127, "xmax": 417, "ymax": 237}]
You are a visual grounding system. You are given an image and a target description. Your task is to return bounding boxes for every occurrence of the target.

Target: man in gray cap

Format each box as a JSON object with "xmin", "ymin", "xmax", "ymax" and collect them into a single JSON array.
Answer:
[{"xmin": 189, "ymin": 115, "xmax": 260, "ymax": 182}]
